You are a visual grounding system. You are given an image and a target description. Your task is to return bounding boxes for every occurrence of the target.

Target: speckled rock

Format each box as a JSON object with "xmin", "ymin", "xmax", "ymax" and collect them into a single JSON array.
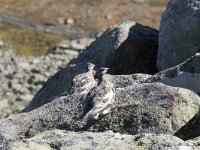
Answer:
[
  {"xmin": 7, "ymin": 130, "xmax": 196, "ymax": 150},
  {"xmin": 157, "ymin": 0, "xmax": 200, "ymax": 71},
  {"xmin": 187, "ymin": 136, "xmax": 200, "ymax": 149}
]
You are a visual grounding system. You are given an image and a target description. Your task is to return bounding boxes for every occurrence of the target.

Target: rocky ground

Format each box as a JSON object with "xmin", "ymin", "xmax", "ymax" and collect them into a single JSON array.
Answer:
[{"xmin": 0, "ymin": 38, "xmax": 94, "ymax": 119}]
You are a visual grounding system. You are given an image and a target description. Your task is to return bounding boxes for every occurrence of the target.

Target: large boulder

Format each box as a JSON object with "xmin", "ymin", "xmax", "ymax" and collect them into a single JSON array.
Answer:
[
  {"xmin": 8, "ymin": 130, "xmax": 195, "ymax": 150},
  {"xmin": 146, "ymin": 53, "xmax": 200, "ymax": 95},
  {"xmin": 157, "ymin": 0, "xmax": 200, "ymax": 71},
  {"xmin": 23, "ymin": 21, "xmax": 158, "ymax": 112},
  {"xmin": 0, "ymin": 74, "xmax": 199, "ymax": 143},
  {"xmin": 74, "ymin": 22, "xmax": 158, "ymax": 75},
  {"xmin": 144, "ymin": 53, "xmax": 200, "ymax": 141}
]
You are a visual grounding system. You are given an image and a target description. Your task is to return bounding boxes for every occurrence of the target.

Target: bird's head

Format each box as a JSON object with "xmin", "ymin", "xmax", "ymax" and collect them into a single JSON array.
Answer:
[
  {"xmin": 100, "ymin": 67, "xmax": 109, "ymax": 75},
  {"xmin": 87, "ymin": 62, "xmax": 95, "ymax": 71}
]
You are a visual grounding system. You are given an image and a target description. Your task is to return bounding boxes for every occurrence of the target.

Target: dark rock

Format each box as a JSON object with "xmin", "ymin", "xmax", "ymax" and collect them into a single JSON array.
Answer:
[
  {"xmin": 72, "ymin": 21, "xmax": 158, "ymax": 75},
  {"xmin": 175, "ymin": 110, "xmax": 200, "ymax": 141},
  {"xmin": 157, "ymin": 0, "xmax": 200, "ymax": 71}
]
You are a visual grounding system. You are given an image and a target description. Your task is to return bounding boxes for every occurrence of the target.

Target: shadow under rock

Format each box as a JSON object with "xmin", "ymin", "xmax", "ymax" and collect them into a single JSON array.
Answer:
[{"xmin": 107, "ymin": 23, "xmax": 158, "ymax": 75}]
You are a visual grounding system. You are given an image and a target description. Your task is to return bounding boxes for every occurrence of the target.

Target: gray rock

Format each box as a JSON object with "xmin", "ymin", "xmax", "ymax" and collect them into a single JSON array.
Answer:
[
  {"xmin": 0, "ymin": 75, "xmax": 199, "ymax": 142},
  {"xmin": 48, "ymin": 38, "xmax": 95, "ymax": 54},
  {"xmin": 0, "ymin": 40, "xmax": 5, "ymax": 48},
  {"xmin": 64, "ymin": 18, "xmax": 74, "ymax": 25},
  {"xmin": 0, "ymin": 99, "xmax": 10, "ymax": 119},
  {"xmin": 146, "ymin": 53, "xmax": 200, "ymax": 94},
  {"xmin": 8, "ymin": 130, "xmax": 195, "ymax": 150},
  {"xmin": 187, "ymin": 136, "xmax": 200, "ymax": 149},
  {"xmin": 23, "ymin": 21, "xmax": 158, "ymax": 112},
  {"xmin": 153, "ymin": 53, "xmax": 200, "ymax": 141},
  {"xmin": 157, "ymin": 0, "xmax": 200, "ymax": 71},
  {"xmin": 89, "ymin": 82, "xmax": 199, "ymax": 136}
]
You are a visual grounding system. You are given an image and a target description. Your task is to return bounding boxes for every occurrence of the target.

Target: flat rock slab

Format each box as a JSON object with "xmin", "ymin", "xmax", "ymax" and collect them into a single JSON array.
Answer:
[{"xmin": 7, "ymin": 130, "xmax": 196, "ymax": 150}]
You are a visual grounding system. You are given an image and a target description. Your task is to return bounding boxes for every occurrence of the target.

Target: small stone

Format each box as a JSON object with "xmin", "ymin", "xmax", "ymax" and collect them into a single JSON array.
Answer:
[
  {"xmin": 19, "ymin": 94, "xmax": 33, "ymax": 102},
  {"xmin": 11, "ymin": 83, "xmax": 23, "ymax": 93},
  {"xmin": 105, "ymin": 14, "xmax": 112, "ymax": 20},
  {"xmin": 0, "ymin": 40, "xmax": 5, "ymax": 47},
  {"xmin": 64, "ymin": 18, "xmax": 74, "ymax": 25},
  {"xmin": 33, "ymin": 74, "xmax": 46, "ymax": 82},
  {"xmin": 32, "ymin": 59, "xmax": 40, "ymax": 64},
  {"xmin": 69, "ymin": 38, "xmax": 94, "ymax": 50}
]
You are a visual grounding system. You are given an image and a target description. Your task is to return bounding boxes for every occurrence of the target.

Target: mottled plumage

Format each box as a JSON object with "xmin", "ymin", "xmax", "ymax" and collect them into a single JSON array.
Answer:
[
  {"xmin": 81, "ymin": 67, "xmax": 115, "ymax": 121},
  {"xmin": 71, "ymin": 62, "xmax": 97, "ymax": 94}
]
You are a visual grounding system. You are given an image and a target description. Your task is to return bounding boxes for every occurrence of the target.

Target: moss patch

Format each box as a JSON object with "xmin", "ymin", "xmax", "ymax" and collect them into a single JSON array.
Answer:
[
  {"xmin": 148, "ymin": 0, "xmax": 166, "ymax": 7},
  {"xmin": 0, "ymin": 23, "xmax": 65, "ymax": 56}
]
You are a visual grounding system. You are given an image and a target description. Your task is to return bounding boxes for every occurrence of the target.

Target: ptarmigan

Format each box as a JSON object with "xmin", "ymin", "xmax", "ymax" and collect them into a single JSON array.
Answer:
[
  {"xmin": 70, "ymin": 62, "xmax": 97, "ymax": 95},
  {"xmin": 81, "ymin": 67, "xmax": 115, "ymax": 122}
]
